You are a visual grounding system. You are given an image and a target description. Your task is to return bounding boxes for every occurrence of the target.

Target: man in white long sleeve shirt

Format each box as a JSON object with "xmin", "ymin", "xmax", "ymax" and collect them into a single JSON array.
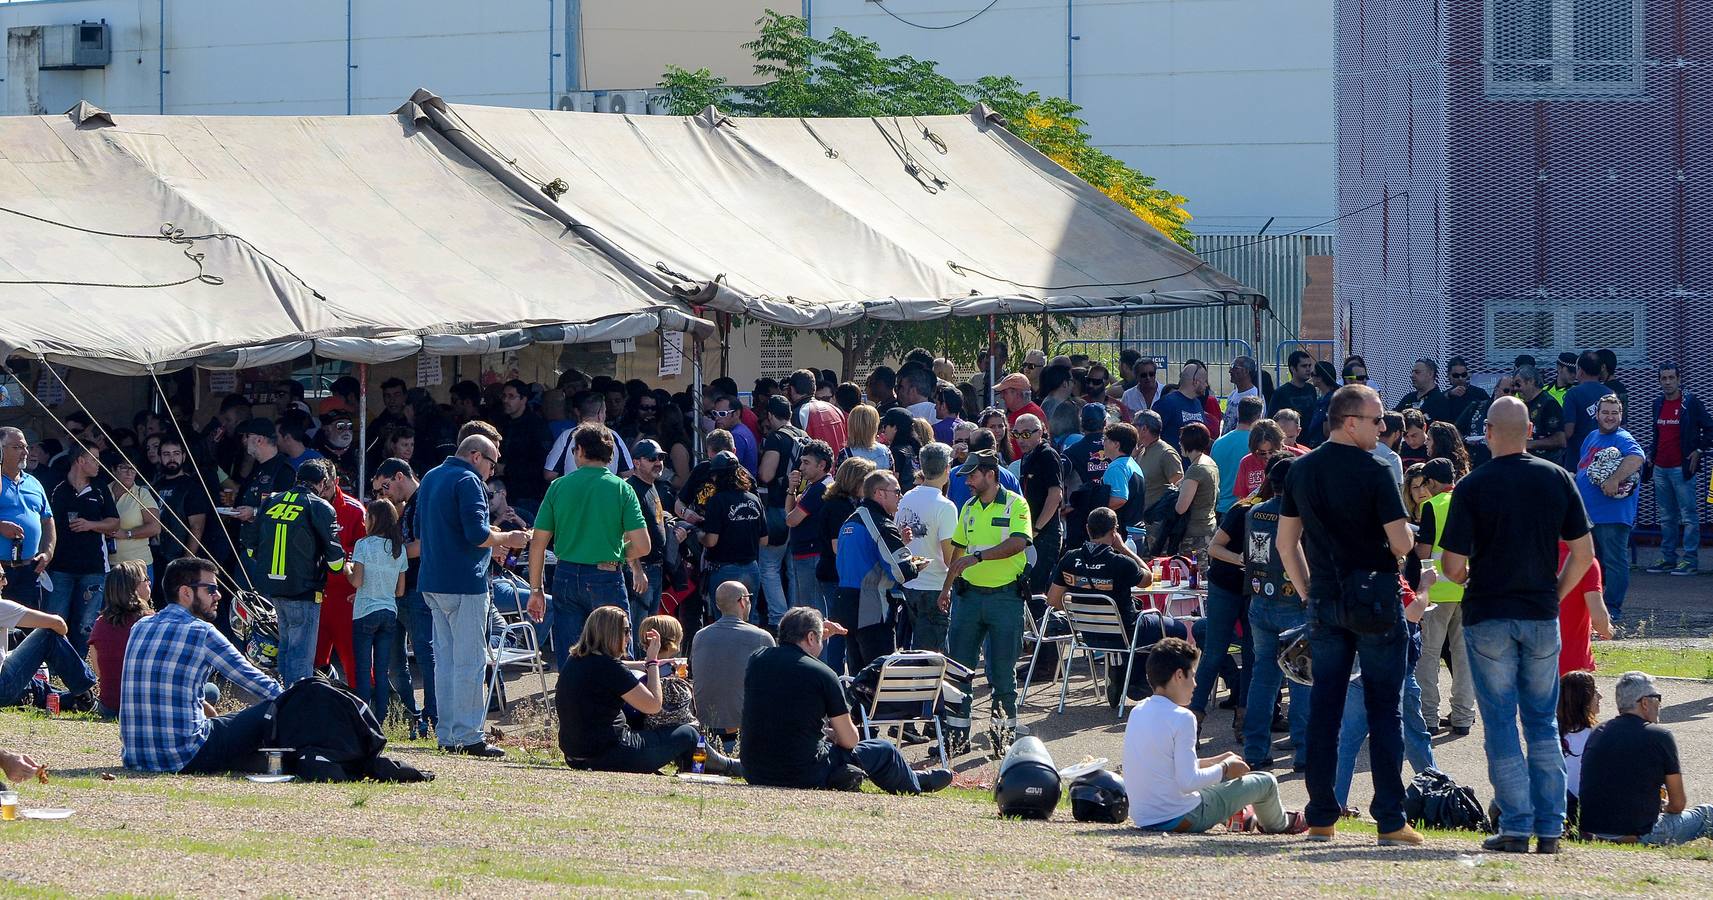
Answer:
[{"xmin": 1122, "ymin": 638, "xmax": 1309, "ymax": 834}]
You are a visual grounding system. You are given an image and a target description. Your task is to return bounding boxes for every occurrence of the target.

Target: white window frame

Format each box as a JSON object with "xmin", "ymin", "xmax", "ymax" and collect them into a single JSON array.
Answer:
[
  {"xmin": 1484, "ymin": 0, "xmax": 1646, "ymax": 99},
  {"xmin": 1482, "ymin": 301, "xmax": 1647, "ymax": 368}
]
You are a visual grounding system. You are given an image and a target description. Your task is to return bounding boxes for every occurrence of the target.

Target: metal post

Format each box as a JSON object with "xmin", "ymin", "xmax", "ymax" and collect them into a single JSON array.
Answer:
[
  {"xmin": 691, "ymin": 336, "xmax": 704, "ymax": 459},
  {"xmin": 357, "ymin": 362, "xmax": 368, "ymax": 498},
  {"xmin": 985, "ymin": 314, "xmax": 997, "ymax": 409}
]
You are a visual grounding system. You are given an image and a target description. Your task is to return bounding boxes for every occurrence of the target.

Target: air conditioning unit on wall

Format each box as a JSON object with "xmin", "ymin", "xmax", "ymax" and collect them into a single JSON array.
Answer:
[
  {"xmin": 556, "ymin": 92, "xmax": 596, "ymax": 112},
  {"xmin": 40, "ymin": 21, "xmax": 110, "ymax": 70},
  {"xmin": 595, "ymin": 90, "xmax": 650, "ymax": 115}
]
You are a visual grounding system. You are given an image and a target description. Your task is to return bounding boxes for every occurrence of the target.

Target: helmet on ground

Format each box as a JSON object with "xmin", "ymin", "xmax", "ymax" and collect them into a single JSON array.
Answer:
[
  {"xmin": 1069, "ymin": 768, "xmax": 1128, "ymax": 824},
  {"xmin": 1278, "ymin": 624, "xmax": 1313, "ymax": 686},
  {"xmin": 994, "ymin": 736, "xmax": 1060, "ymax": 820}
]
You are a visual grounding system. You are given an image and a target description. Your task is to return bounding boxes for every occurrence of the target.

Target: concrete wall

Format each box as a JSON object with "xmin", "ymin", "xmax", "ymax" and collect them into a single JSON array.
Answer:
[
  {"xmin": 0, "ymin": 0, "xmax": 775, "ymax": 116},
  {"xmin": 808, "ymin": 0, "xmax": 1335, "ymax": 234}
]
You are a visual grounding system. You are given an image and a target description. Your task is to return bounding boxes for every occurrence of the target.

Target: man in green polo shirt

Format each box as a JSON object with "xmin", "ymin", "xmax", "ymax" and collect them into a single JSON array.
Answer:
[
  {"xmin": 938, "ymin": 449, "xmax": 1033, "ymax": 759},
  {"xmin": 527, "ymin": 423, "xmax": 649, "ymax": 669}
]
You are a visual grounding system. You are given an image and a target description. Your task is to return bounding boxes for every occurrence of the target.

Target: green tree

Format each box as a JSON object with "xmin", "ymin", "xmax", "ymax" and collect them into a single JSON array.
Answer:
[{"xmin": 660, "ymin": 10, "xmax": 1191, "ymax": 378}]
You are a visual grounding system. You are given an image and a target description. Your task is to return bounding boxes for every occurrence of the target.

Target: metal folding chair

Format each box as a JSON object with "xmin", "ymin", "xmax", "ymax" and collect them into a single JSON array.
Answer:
[
  {"xmin": 487, "ymin": 601, "xmax": 554, "ymax": 725},
  {"xmin": 1020, "ymin": 595, "xmax": 1074, "ymax": 705},
  {"xmin": 854, "ymin": 651, "xmax": 950, "ymax": 763},
  {"xmin": 1058, "ymin": 592, "xmax": 1145, "ymax": 720}
]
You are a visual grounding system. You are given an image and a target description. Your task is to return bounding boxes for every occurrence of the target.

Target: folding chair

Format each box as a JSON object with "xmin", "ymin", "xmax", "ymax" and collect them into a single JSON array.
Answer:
[
  {"xmin": 487, "ymin": 602, "xmax": 554, "ymax": 725},
  {"xmin": 1058, "ymin": 592, "xmax": 1146, "ymax": 720},
  {"xmin": 1020, "ymin": 595, "xmax": 1074, "ymax": 705},
  {"xmin": 853, "ymin": 651, "xmax": 950, "ymax": 763}
]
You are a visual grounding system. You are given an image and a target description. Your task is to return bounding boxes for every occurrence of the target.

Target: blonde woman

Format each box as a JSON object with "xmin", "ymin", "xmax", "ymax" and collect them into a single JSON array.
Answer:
[
  {"xmin": 840, "ymin": 404, "xmax": 892, "ymax": 470},
  {"xmin": 106, "ymin": 453, "xmax": 162, "ymax": 580},
  {"xmin": 556, "ymin": 605, "xmax": 736, "ymax": 775}
]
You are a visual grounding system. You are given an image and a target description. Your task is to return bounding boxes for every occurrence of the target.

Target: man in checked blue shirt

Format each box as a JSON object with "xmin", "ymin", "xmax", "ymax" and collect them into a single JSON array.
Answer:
[{"xmin": 121, "ymin": 558, "xmax": 282, "ymax": 774}]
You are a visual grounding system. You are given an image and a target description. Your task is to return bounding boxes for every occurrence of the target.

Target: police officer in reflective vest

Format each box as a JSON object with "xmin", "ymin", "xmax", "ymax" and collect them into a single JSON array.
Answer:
[
  {"xmin": 249, "ymin": 457, "xmax": 346, "ymax": 686},
  {"xmin": 1412, "ymin": 457, "xmax": 1474, "ymax": 735},
  {"xmin": 1239, "ymin": 454, "xmax": 1309, "ymax": 769},
  {"xmin": 939, "ymin": 449, "xmax": 1033, "ymax": 758}
]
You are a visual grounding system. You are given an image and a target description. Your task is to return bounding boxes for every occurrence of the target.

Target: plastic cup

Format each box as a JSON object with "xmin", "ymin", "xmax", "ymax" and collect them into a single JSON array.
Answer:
[{"xmin": 0, "ymin": 791, "xmax": 18, "ymax": 821}]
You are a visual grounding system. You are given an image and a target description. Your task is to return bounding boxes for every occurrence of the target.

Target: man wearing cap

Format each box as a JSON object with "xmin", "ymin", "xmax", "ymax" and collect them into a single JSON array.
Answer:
[
  {"xmin": 1580, "ymin": 672, "xmax": 1713, "ymax": 845},
  {"xmin": 232, "ymin": 417, "xmax": 298, "ymax": 591},
  {"xmin": 626, "ymin": 439, "xmax": 680, "ymax": 646},
  {"xmin": 1548, "ymin": 352, "xmax": 1577, "ymax": 406},
  {"xmin": 529, "ymin": 424, "xmax": 649, "ymax": 669},
  {"xmin": 249, "ymin": 457, "xmax": 347, "ymax": 686},
  {"xmin": 939, "ymin": 448, "xmax": 1034, "ymax": 758},
  {"xmin": 1061, "ymin": 403, "xmax": 1114, "ymax": 546},
  {"xmin": 995, "ymin": 372, "xmax": 1046, "ymax": 460},
  {"xmin": 1440, "ymin": 396, "xmax": 1594, "ymax": 853}
]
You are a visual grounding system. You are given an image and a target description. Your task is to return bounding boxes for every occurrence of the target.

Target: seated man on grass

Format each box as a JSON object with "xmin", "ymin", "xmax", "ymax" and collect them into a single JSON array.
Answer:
[
  {"xmin": 741, "ymin": 606, "xmax": 953, "ymax": 795},
  {"xmin": 1123, "ymin": 637, "xmax": 1308, "ymax": 834},
  {"xmin": 121, "ymin": 557, "xmax": 282, "ymax": 774},
  {"xmin": 1580, "ymin": 671, "xmax": 1713, "ymax": 845},
  {"xmin": 0, "ymin": 567, "xmax": 97, "ymax": 712}
]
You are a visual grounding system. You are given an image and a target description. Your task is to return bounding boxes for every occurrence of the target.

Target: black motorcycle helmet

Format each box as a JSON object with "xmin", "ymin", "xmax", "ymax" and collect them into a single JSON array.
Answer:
[
  {"xmin": 1069, "ymin": 768, "xmax": 1128, "ymax": 824},
  {"xmin": 994, "ymin": 736, "xmax": 1060, "ymax": 820}
]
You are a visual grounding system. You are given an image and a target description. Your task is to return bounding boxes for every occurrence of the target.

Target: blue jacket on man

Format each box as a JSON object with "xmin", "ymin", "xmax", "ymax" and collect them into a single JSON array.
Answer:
[
  {"xmin": 416, "ymin": 455, "xmax": 491, "ymax": 595},
  {"xmin": 1649, "ymin": 392, "xmax": 1711, "ymax": 476}
]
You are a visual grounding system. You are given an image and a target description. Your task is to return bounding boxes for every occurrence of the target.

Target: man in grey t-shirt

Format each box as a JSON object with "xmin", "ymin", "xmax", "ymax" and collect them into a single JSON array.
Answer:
[{"xmin": 691, "ymin": 581, "xmax": 776, "ymax": 752}]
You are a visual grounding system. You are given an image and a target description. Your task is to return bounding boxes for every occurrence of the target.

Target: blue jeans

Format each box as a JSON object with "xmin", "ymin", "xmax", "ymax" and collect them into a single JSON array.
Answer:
[
  {"xmin": 423, "ymin": 590, "xmax": 491, "ymax": 749},
  {"xmin": 1304, "ymin": 599, "xmax": 1409, "ymax": 832},
  {"xmin": 0, "ymin": 626, "xmax": 96, "ymax": 705},
  {"xmin": 1653, "ymin": 467, "xmax": 1700, "ymax": 568},
  {"xmin": 549, "ymin": 564, "xmax": 627, "ymax": 671},
  {"xmin": 1191, "ymin": 583, "xmax": 1250, "ymax": 713},
  {"xmin": 392, "ymin": 591, "xmax": 432, "ymax": 724},
  {"xmin": 1334, "ymin": 658, "xmax": 1437, "ymax": 808},
  {"xmin": 1464, "ymin": 617, "xmax": 1565, "ymax": 839},
  {"xmin": 1591, "ymin": 523, "xmax": 1632, "ymax": 620},
  {"xmin": 1625, "ymin": 805, "xmax": 1713, "ymax": 845},
  {"xmin": 568, "ymin": 724, "xmax": 700, "ymax": 774},
  {"xmin": 43, "ymin": 572, "xmax": 104, "ymax": 658},
  {"xmin": 628, "ymin": 562, "xmax": 664, "ymax": 647},
  {"xmin": 758, "ymin": 509, "xmax": 789, "ymax": 628},
  {"xmin": 1244, "ymin": 598, "xmax": 1308, "ymax": 766},
  {"xmin": 351, "ymin": 609, "xmax": 399, "ymax": 720},
  {"xmin": 181, "ymin": 700, "xmax": 273, "ymax": 775},
  {"xmin": 817, "ymin": 579, "xmax": 844, "ymax": 671},
  {"xmin": 789, "ymin": 555, "xmax": 822, "ymax": 611},
  {"xmin": 273, "ymin": 597, "xmax": 322, "ymax": 686}
]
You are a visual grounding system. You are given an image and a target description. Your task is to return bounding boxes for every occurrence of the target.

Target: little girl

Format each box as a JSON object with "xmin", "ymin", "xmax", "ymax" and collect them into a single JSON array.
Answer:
[{"xmin": 346, "ymin": 499, "xmax": 411, "ymax": 722}]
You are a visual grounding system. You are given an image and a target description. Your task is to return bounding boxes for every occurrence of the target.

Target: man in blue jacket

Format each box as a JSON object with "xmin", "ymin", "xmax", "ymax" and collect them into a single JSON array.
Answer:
[
  {"xmin": 835, "ymin": 470, "xmax": 920, "ymax": 676},
  {"xmin": 1645, "ymin": 364, "xmax": 1709, "ymax": 576},
  {"xmin": 416, "ymin": 435, "xmax": 531, "ymax": 758}
]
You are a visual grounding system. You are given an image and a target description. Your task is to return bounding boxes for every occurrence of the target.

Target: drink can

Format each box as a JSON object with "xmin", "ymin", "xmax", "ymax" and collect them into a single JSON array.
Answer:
[{"xmin": 45, "ymin": 692, "xmax": 59, "ymax": 716}]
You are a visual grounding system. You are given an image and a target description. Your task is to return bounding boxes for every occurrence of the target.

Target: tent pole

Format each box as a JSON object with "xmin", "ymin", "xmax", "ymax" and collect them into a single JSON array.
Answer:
[
  {"xmin": 985, "ymin": 314, "xmax": 997, "ymax": 408},
  {"xmin": 1251, "ymin": 302, "xmax": 1263, "ymax": 357},
  {"xmin": 692, "ymin": 336, "xmax": 704, "ymax": 459},
  {"xmin": 357, "ymin": 362, "xmax": 368, "ymax": 498}
]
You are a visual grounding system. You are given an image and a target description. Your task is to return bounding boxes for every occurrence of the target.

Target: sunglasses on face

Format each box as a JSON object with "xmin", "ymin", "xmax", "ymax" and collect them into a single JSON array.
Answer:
[
  {"xmin": 1022, "ymin": 363, "xmax": 1040, "ymax": 371},
  {"xmin": 1010, "ymin": 428, "xmax": 1039, "ymax": 439},
  {"xmin": 1449, "ymin": 371, "xmax": 1470, "ymax": 379},
  {"xmin": 193, "ymin": 582, "xmax": 223, "ymax": 595},
  {"xmin": 1086, "ymin": 380, "xmax": 1106, "ymax": 389},
  {"xmin": 712, "ymin": 409, "xmax": 737, "ymax": 418}
]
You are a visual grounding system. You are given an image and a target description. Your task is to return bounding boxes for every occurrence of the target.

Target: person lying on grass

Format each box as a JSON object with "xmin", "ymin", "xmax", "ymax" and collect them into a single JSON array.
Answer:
[{"xmin": 1122, "ymin": 637, "xmax": 1309, "ymax": 834}]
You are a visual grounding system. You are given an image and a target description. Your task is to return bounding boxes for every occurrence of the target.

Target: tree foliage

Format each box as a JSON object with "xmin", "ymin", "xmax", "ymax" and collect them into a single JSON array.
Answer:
[{"xmin": 660, "ymin": 10, "xmax": 1192, "ymax": 377}]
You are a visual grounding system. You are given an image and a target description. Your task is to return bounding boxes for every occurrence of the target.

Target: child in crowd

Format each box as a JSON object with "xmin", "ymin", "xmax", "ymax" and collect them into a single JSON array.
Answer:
[{"xmin": 347, "ymin": 499, "xmax": 411, "ymax": 722}]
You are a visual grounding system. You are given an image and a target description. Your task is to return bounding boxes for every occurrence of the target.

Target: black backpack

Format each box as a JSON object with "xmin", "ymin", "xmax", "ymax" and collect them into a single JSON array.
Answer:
[
  {"xmin": 1403, "ymin": 767, "xmax": 1489, "ymax": 832},
  {"xmin": 264, "ymin": 676, "xmax": 434, "ymax": 783}
]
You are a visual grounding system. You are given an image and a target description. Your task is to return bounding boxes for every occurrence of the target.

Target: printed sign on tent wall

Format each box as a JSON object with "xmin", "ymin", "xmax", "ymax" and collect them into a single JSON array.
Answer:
[
  {"xmin": 34, "ymin": 364, "xmax": 68, "ymax": 406},
  {"xmin": 416, "ymin": 355, "xmax": 443, "ymax": 387},
  {"xmin": 659, "ymin": 330, "xmax": 683, "ymax": 378},
  {"xmin": 207, "ymin": 371, "xmax": 238, "ymax": 395}
]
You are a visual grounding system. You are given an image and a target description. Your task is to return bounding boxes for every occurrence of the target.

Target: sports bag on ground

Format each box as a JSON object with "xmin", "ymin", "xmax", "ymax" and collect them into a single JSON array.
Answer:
[
  {"xmin": 1403, "ymin": 767, "xmax": 1489, "ymax": 832},
  {"xmin": 265, "ymin": 676, "xmax": 434, "ymax": 783}
]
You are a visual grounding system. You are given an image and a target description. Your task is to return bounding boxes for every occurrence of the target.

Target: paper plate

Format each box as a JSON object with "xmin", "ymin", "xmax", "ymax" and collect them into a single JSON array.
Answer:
[
  {"xmin": 245, "ymin": 774, "xmax": 295, "ymax": 784},
  {"xmin": 675, "ymin": 773, "xmax": 733, "ymax": 785},
  {"xmin": 1057, "ymin": 758, "xmax": 1110, "ymax": 781},
  {"xmin": 21, "ymin": 808, "xmax": 73, "ymax": 820}
]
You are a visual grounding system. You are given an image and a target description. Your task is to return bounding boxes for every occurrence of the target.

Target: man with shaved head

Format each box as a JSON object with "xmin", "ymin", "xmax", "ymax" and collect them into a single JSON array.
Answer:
[{"xmin": 1439, "ymin": 396, "xmax": 1595, "ymax": 855}]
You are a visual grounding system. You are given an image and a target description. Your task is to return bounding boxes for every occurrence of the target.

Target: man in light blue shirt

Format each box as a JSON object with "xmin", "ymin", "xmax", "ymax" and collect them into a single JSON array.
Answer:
[{"xmin": 1212, "ymin": 396, "xmax": 1263, "ymax": 514}]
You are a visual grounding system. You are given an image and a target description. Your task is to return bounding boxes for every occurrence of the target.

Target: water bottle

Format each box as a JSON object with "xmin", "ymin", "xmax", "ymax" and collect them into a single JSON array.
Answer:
[{"xmin": 692, "ymin": 735, "xmax": 708, "ymax": 774}]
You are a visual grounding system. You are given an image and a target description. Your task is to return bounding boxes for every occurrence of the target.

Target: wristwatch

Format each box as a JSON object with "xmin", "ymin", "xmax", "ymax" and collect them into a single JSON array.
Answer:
[{"xmin": 972, "ymin": 549, "xmax": 984, "ymax": 563}]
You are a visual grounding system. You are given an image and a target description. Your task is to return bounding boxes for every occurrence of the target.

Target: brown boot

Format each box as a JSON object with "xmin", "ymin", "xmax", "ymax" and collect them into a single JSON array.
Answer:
[{"xmin": 1378, "ymin": 824, "xmax": 1424, "ymax": 846}]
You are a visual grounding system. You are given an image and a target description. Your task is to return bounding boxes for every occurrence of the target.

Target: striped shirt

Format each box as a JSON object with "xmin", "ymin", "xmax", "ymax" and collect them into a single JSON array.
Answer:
[{"xmin": 119, "ymin": 604, "xmax": 281, "ymax": 772}]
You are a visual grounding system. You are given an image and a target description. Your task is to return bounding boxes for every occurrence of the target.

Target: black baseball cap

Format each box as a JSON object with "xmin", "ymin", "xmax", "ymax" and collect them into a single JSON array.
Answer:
[
  {"xmin": 236, "ymin": 417, "xmax": 276, "ymax": 438},
  {"xmin": 632, "ymin": 439, "xmax": 664, "ymax": 461},
  {"xmin": 373, "ymin": 458, "xmax": 414, "ymax": 480},
  {"xmin": 954, "ymin": 448, "xmax": 1002, "ymax": 476},
  {"xmin": 1422, "ymin": 458, "xmax": 1456, "ymax": 484}
]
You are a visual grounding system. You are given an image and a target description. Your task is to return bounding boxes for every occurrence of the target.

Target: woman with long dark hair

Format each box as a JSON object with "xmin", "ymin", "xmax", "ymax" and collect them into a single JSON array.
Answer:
[
  {"xmin": 1426, "ymin": 420, "xmax": 1471, "ymax": 481},
  {"xmin": 347, "ymin": 499, "xmax": 411, "ymax": 720},
  {"xmin": 89, "ymin": 560, "xmax": 154, "ymax": 720}
]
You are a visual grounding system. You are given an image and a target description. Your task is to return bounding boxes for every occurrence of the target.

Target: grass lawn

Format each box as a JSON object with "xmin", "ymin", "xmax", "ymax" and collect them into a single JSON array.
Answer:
[
  {"xmin": 3, "ymin": 708, "xmax": 1712, "ymax": 897},
  {"xmin": 1592, "ymin": 644, "xmax": 1713, "ymax": 680}
]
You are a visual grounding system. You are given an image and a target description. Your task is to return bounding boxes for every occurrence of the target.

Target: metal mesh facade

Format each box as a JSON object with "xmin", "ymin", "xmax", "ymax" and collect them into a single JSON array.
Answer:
[{"xmin": 1336, "ymin": 0, "xmax": 1712, "ymax": 529}]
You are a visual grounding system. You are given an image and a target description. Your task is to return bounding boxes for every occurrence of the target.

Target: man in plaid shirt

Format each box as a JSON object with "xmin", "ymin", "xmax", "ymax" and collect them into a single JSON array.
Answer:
[{"xmin": 121, "ymin": 558, "xmax": 281, "ymax": 774}]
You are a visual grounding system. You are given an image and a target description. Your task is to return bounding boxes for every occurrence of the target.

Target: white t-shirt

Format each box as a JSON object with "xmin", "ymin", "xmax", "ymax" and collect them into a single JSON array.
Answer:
[
  {"xmin": 1123, "ymin": 694, "xmax": 1224, "ymax": 828},
  {"xmin": 906, "ymin": 401, "xmax": 937, "ymax": 422},
  {"xmin": 1370, "ymin": 442, "xmax": 1404, "ymax": 486},
  {"xmin": 350, "ymin": 535, "xmax": 412, "ymax": 620},
  {"xmin": 1223, "ymin": 386, "xmax": 1260, "ymax": 433},
  {"xmin": 1564, "ymin": 728, "xmax": 1592, "ymax": 797},
  {"xmin": 0, "ymin": 598, "xmax": 28, "ymax": 673},
  {"xmin": 895, "ymin": 485, "xmax": 958, "ymax": 591},
  {"xmin": 1123, "ymin": 383, "xmax": 1164, "ymax": 417}
]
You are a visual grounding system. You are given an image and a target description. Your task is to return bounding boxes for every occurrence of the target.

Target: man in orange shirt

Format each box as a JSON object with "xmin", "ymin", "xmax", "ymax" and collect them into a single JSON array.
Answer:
[{"xmin": 314, "ymin": 475, "xmax": 368, "ymax": 687}]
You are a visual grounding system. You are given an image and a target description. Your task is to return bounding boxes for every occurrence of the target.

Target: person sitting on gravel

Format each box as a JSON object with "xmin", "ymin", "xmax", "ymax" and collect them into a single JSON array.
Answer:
[
  {"xmin": 1123, "ymin": 637, "xmax": 1309, "ymax": 834},
  {"xmin": 121, "ymin": 558, "xmax": 283, "ymax": 774},
  {"xmin": 556, "ymin": 605, "xmax": 737, "ymax": 776},
  {"xmin": 741, "ymin": 606, "xmax": 953, "ymax": 795},
  {"xmin": 1579, "ymin": 671, "xmax": 1713, "ymax": 845},
  {"xmin": 690, "ymin": 581, "xmax": 775, "ymax": 754}
]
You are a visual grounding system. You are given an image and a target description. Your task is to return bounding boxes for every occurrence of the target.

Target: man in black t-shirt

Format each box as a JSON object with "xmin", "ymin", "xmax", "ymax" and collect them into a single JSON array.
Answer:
[
  {"xmin": 1013, "ymin": 414, "xmax": 1063, "ymax": 597},
  {"xmin": 1048, "ymin": 507, "xmax": 1170, "ymax": 706},
  {"xmin": 1266, "ymin": 351, "xmax": 1319, "ymax": 423},
  {"xmin": 740, "ymin": 607, "xmax": 950, "ymax": 793},
  {"xmin": 626, "ymin": 440, "xmax": 680, "ymax": 641},
  {"xmin": 1514, "ymin": 364, "xmax": 1567, "ymax": 462},
  {"xmin": 1439, "ymin": 396, "xmax": 1593, "ymax": 854},
  {"xmin": 1580, "ymin": 672, "xmax": 1713, "ymax": 845},
  {"xmin": 1277, "ymin": 385, "xmax": 1419, "ymax": 845},
  {"xmin": 757, "ymin": 397, "xmax": 808, "ymax": 629},
  {"xmin": 46, "ymin": 445, "xmax": 119, "ymax": 657},
  {"xmin": 497, "ymin": 379, "xmax": 552, "ymax": 511},
  {"xmin": 1061, "ymin": 403, "xmax": 1112, "ymax": 547},
  {"xmin": 699, "ymin": 453, "xmax": 768, "ymax": 615},
  {"xmin": 1394, "ymin": 358, "xmax": 1455, "ymax": 424},
  {"xmin": 1439, "ymin": 357, "xmax": 1490, "ymax": 426},
  {"xmin": 151, "ymin": 436, "xmax": 213, "ymax": 569}
]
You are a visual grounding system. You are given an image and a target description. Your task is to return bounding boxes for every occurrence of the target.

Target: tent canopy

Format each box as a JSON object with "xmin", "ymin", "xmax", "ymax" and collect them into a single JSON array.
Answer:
[
  {"xmin": 0, "ymin": 102, "xmax": 710, "ymax": 374},
  {"xmin": 410, "ymin": 92, "xmax": 1265, "ymax": 329}
]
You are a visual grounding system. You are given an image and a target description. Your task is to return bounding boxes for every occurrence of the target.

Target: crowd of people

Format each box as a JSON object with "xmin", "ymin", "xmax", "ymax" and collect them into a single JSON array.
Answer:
[{"xmin": 1, "ymin": 343, "xmax": 1710, "ymax": 845}]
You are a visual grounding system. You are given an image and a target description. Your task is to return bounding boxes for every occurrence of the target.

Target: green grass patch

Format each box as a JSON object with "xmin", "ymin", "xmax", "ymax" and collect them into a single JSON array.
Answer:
[{"xmin": 1592, "ymin": 645, "xmax": 1713, "ymax": 680}]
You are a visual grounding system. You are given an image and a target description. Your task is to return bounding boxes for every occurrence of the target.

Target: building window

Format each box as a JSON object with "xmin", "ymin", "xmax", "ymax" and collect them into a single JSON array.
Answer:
[
  {"xmin": 1484, "ymin": 301, "xmax": 1646, "ymax": 366},
  {"xmin": 1485, "ymin": 0, "xmax": 1645, "ymax": 98}
]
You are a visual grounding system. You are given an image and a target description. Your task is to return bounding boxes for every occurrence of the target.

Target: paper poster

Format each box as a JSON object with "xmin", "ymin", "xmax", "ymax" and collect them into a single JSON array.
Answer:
[
  {"xmin": 659, "ymin": 330, "xmax": 683, "ymax": 377},
  {"xmin": 610, "ymin": 337, "xmax": 636, "ymax": 355},
  {"xmin": 208, "ymin": 371, "xmax": 238, "ymax": 394},
  {"xmin": 34, "ymin": 364, "xmax": 68, "ymax": 406},
  {"xmin": 416, "ymin": 354, "xmax": 444, "ymax": 387}
]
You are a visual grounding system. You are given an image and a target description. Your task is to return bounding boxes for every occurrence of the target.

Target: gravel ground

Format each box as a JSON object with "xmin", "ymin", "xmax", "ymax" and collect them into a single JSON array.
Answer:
[{"xmin": 1, "ymin": 708, "xmax": 1709, "ymax": 898}]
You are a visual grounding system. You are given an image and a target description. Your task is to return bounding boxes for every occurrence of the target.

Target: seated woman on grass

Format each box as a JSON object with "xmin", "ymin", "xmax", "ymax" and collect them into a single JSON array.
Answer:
[{"xmin": 556, "ymin": 605, "xmax": 736, "ymax": 776}]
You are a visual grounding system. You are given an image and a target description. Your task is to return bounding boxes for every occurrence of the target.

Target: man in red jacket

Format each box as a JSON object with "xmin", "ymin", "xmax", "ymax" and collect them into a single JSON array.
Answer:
[{"xmin": 315, "ymin": 477, "xmax": 368, "ymax": 686}]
